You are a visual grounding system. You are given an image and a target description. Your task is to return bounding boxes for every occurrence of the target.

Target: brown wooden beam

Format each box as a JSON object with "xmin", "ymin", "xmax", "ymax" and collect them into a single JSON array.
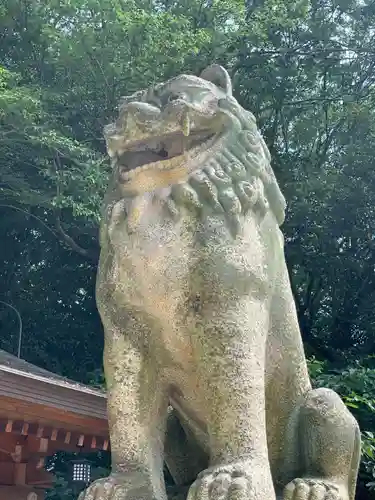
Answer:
[
  {"xmin": 26, "ymin": 461, "xmax": 54, "ymax": 487},
  {"xmin": 64, "ymin": 431, "xmax": 71, "ymax": 444},
  {"xmin": 0, "ymin": 395, "xmax": 108, "ymax": 436},
  {"xmin": 14, "ymin": 463, "xmax": 26, "ymax": 485},
  {"xmin": 0, "ymin": 419, "xmax": 110, "ymax": 451}
]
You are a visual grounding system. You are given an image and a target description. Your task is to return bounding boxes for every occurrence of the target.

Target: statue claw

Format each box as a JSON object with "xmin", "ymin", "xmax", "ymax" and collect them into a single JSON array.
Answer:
[
  {"xmin": 283, "ymin": 478, "xmax": 348, "ymax": 500},
  {"xmin": 188, "ymin": 461, "xmax": 275, "ymax": 500}
]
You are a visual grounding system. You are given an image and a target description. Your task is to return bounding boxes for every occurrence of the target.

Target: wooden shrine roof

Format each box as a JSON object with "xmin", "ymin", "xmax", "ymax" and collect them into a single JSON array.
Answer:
[
  {"xmin": 0, "ymin": 350, "xmax": 104, "ymax": 397},
  {"xmin": 0, "ymin": 350, "xmax": 109, "ymax": 450},
  {"xmin": 0, "ymin": 351, "xmax": 110, "ymax": 492}
]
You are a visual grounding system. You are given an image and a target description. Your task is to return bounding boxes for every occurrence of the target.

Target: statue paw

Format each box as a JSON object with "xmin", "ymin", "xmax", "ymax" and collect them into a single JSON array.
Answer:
[
  {"xmin": 78, "ymin": 475, "xmax": 126, "ymax": 500},
  {"xmin": 188, "ymin": 462, "xmax": 274, "ymax": 500},
  {"xmin": 78, "ymin": 473, "xmax": 155, "ymax": 500},
  {"xmin": 283, "ymin": 478, "xmax": 348, "ymax": 500}
]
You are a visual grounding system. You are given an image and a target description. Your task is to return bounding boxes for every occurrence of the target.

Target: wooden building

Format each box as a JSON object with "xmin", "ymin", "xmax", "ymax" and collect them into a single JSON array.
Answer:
[{"xmin": 0, "ymin": 350, "xmax": 109, "ymax": 500}]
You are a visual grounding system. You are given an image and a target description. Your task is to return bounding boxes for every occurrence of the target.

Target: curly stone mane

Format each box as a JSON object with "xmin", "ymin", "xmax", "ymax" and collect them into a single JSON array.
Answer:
[{"xmin": 158, "ymin": 96, "xmax": 286, "ymax": 235}]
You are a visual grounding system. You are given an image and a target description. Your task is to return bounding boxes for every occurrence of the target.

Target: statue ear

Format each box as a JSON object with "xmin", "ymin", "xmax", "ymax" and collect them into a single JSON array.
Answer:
[{"xmin": 199, "ymin": 65, "xmax": 232, "ymax": 96}]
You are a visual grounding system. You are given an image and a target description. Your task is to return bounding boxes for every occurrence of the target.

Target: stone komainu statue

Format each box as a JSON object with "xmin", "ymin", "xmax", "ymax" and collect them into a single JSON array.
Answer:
[{"xmin": 79, "ymin": 66, "xmax": 361, "ymax": 500}]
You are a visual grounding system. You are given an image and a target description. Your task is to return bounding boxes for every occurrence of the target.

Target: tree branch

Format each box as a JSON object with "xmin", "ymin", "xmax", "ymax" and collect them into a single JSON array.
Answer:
[
  {"xmin": 0, "ymin": 204, "xmax": 58, "ymax": 238},
  {"xmin": 0, "ymin": 203, "xmax": 98, "ymax": 263},
  {"xmin": 54, "ymin": 214, "xmax": 96, "ymax": 261},
  {"xmin": 52, "ymin": 155, "xmax": 98, "ymax": 263},
  {"xmin": 0, "ymin": 299, "xmax": 23, "ymax": 358}
]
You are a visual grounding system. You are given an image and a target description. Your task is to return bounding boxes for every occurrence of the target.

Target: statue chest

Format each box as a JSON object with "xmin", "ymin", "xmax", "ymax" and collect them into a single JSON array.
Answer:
[{"xmin": 103, "ymin": 198, "xmax": 281, "ymax": 315}]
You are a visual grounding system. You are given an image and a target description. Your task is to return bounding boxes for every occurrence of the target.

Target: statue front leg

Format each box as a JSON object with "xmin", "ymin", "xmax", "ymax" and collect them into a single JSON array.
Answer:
[
  {"xmin": 79, "ymin": 321, "xmax": 168, "ymax": 500},
  {"xmin": 283, "ymin": 388, "xmax": 361, "ymax": 500},
  {"xmin": 188, "ymin": 302, "xmax": 276, "ymax": 500}
]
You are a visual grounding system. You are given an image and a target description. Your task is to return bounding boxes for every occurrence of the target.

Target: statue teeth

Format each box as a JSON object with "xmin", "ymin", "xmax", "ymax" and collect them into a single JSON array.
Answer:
[{"xmin": 182, "ymin": 113, "xmax": 190, "ymax": 137}]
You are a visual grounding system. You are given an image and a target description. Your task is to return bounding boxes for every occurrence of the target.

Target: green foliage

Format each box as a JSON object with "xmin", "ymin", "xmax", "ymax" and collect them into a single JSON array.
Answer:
[
  {"xmin": 235, "ymin": 0, "xmax": 375, "ymax": 363},
  {"xmin": 0, "ymin": 64, "xmax": 105, "ymax": 216}
]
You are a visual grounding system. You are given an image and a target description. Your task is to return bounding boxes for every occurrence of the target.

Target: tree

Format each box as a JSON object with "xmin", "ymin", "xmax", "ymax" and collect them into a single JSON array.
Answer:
[{"xmin": 235, "ymin": 0, "xmax": 375, "ymax": 362}]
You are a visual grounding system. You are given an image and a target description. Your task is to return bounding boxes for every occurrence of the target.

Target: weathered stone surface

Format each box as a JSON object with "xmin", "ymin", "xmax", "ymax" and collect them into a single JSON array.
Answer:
[{"xmin": 79, "ymin": 65, "xmax": 361, "ymax": 500}]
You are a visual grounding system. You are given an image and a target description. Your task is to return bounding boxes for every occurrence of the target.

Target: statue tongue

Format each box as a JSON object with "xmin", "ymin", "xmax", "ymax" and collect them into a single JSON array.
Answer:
[{"xmin": 118, "ymin": 149, "xmax": 166, "ymax": 172}]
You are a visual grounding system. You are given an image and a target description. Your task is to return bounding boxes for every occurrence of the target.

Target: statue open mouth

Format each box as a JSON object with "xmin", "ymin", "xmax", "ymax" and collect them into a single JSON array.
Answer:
[{"xmin": 117, "ymin": 128, "xmax": 219, "ymax": 180}]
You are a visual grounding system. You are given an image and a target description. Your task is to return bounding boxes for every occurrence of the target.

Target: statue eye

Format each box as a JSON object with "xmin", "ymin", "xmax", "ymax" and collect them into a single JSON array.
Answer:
[{"xmin": 168, "ymin": 92, "xmax": 185, "ymax": 102}]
